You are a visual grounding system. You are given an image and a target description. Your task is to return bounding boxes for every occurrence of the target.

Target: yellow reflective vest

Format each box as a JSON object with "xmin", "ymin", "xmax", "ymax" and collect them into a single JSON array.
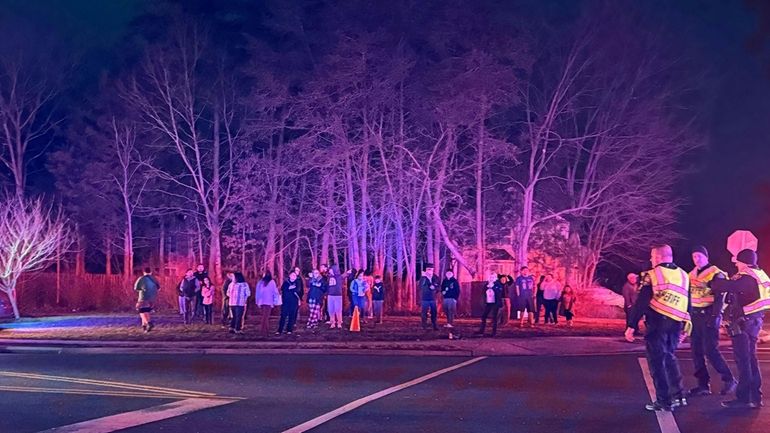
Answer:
[
  {"xmin": 689, "ymin": 265, "xmax": 725, "ymax": 308},
  {"xmin": 739, "ymin": 267, "xmax": 770, "ymax": 316},
  {"xmin": 646, "ymin": 265, "xmax": 691, "ymax": 323}
]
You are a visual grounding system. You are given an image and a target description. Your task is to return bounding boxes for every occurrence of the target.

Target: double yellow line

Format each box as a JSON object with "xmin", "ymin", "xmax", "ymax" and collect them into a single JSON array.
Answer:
[{"xmin": 0, "ymin": 371, "xmax": 240, "ymax": 400}]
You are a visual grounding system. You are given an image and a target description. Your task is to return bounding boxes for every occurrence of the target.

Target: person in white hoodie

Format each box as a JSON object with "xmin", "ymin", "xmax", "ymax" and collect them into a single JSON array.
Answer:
[
  {"xmin": 227, "ymin": 272, "xmax": 251, "ymax": 334},
  {"xmin": 255, "ymin": 271, "xmax": 278, "ymax": 337}
]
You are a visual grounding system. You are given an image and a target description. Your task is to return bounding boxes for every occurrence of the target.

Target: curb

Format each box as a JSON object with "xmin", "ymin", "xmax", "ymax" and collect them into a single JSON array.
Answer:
[{"xmin": 0, "ymin": 337, "xmax": 649, "ymax": 357}]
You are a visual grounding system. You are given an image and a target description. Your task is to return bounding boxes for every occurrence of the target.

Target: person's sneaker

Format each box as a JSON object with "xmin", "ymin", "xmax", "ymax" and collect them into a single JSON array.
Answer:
[
  {"xmin": 750, "ymin": 400, "xmax": 764, "ymax": 409},
  {"xmin": 447, "ymin": 324, "xmax": 454, "ymax": 328},
  {"xmin": 671, "ymin": 397, "xmax": 688, "ymax": 409},
  {"xmin": 645, "ymin": 401, "xmax": 672, "ymax": 412},
  {"xmin": 688, "ymin": 385, "xmax": 711, "ymax": 397},
  {"xmin": 275, "ymin": 331, "xmax": 281, "ymax": 335},
  {"xmin": 287, "ymin": 331, "xmax": 292, "ymax": 335},
  {"xmin": 720, "ymin": 380, "xmax": 738, "ymax": 396},
  {"xmin": 147, "ymin": 322, "xmax": 154, "ymax": 332},
  {"xmin": 721, "ymin": 399, "xmax": 752, "ymax": 409}
]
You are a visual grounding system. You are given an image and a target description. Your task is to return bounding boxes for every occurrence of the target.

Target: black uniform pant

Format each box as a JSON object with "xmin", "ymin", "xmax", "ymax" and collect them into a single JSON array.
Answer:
[
  {"xmin": 691, "ymin": 308, "xmax": 733, "ymax": 387},
  {"xmin": 732, "ymin": 314, "xmax": 764, "ymax": 404},
  {"xmin": 479, "ymin": 304, "xmax": 499, "ymax": 336},
  {"xmin": 645, "ymin": 318, "xmax": 684, "ymax": 403}
]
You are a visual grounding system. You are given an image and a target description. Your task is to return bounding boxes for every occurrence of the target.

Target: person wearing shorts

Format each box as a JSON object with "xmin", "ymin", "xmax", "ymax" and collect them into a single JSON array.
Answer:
[
  {"xmin": 515, "ymin": 266, "xmax": 535, "ymax": 327},
  {"xmin": 134, "ymin": 267, "xmax": 160, "ymax": 333}
]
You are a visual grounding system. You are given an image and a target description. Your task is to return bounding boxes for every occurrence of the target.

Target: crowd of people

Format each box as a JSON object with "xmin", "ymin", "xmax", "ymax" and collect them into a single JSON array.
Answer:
[{"xmin": 132, "ymin": 262, "xmax": 577, "ymax": 337}]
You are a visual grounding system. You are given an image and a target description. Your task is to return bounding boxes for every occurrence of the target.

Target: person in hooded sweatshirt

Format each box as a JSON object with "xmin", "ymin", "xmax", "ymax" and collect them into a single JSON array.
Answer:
[
  {"xmin": 441, "ymin": 270, "xmax": 460, "ymax": 328},
  {"xmin": 227, "ymin": 272, "xmax": 250, "ymax": 334},
  {"xmin": 372, "ymin": 275, "xmax": 386, "ymax": 324},
  {"xmin": 278, "ymin": 272, "xmax": 303, "ymax": 335},
  {"xmin": 327, "ymin": 265, "xmax": 344, "ymax": 329},
  {"xmin": 306, "ymin": 269, "xmax": 327, "ymax": 329}
]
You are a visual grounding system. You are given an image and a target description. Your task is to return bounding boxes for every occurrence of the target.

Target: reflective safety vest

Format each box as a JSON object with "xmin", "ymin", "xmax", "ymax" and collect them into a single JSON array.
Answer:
[
  {"xmin": 739, "ymin": 267, "xmax": 770, "ymax": 316},
  {"xmin": 647, "ymin": 265, "xmax": 691, "ymax": 323},
  {"xmin": 689, "ymin": 265, "xmax": 724, "ymax": 308}
]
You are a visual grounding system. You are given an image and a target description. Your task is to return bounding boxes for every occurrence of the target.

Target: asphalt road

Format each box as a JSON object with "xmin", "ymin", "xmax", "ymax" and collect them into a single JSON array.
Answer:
[{"xmin": 2, "ymin": 350, "xmax": 770, "ymax": 433}]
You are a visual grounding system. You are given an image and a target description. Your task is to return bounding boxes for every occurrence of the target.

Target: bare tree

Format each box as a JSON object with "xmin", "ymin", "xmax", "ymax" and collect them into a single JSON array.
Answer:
[
  {"xmin": 0, "ymin": 197, "xmax": 73, "ymax": 318},
  {"xmin": 0, "ymin": 21, "xmax": 64, "ymax": 197},
  {"xmin": 121, "ymin": 22, "xmax": 241, "ymax": 282},
  {"xmin": 106, "ymin": 118, "xmax": 149, "ymax": 283}
]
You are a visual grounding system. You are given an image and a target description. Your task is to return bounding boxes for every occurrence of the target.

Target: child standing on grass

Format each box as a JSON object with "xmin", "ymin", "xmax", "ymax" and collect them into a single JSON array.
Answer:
[
  {"xmin": 372, "ymin": 275, "xmax": 385, "ymax": 324},
  {"xmin": 559, "ymin": 285, "xmax": 576, "ymax": 327},
  {"xmin": 201, "ymin": 277, "xmax": 215, "ymax": 325}
]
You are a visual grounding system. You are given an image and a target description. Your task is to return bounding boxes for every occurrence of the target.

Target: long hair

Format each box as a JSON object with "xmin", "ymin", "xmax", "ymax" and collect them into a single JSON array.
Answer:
[
  {"xmin": 262, "ymin": 271, "xmax": 272, "ymax": 284},
  {"xmin": 234, "ymin": 272, "xmax": 246, "ymax": 283}
]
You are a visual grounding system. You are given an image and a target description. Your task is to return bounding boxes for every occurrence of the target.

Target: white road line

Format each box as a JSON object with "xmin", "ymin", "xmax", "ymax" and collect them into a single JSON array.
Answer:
[
  {"xmin": 38, "ymin": 398, "xmax": 239, "ymax": 433},
  {"xmin": 638, "ymin": 358, "xmax": 682, "ymax": 433},
  {"xmin": 282, "ymin": 356, "xmax": 488, "ymax": 433}
]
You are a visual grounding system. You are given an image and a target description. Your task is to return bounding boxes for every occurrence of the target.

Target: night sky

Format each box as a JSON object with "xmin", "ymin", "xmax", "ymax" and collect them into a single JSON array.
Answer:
[{"xmin": 3, "ymin": 0, "xmax": 770, "ymax": 274}]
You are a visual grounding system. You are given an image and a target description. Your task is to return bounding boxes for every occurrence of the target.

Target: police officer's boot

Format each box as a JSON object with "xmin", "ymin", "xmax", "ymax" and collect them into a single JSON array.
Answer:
[
  {"xmin": 671, "ymin": 395, "xmax": 688, "ymax": 409},
  {"xmin": 688, "ymin": 385, "xmax": 711, "ymax": 397},
  {"xmin": 645, "ymin": 401, "xmax": 672, "ymax": 412}
]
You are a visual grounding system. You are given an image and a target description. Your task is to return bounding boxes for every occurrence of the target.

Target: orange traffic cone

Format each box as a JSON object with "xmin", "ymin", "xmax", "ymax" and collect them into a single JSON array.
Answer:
[{"xmin": 350, "ymin": 306, "xmax": 361, "ymax": 332}]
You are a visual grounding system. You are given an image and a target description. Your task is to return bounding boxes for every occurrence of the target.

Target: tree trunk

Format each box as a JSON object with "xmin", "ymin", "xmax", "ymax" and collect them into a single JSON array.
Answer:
[
  {"xmin": 124, "ymin": 224, "xmax": 134, "ymax": 282},
  {"xmin": 476, "ymin": 114, "xmax": 486, "ymax": 279},
  {"xmin": 75, "ymin": 235, "xmax": 86, "ymax": 276},
  {"xmin": 8, "ymin": 287, "xmax": 20, "ymax": 319},
  {"xmin": 105, "ymin": 237, "xmax": 112, "ymax": 275},
  {"xmin": 208, "ymin": 222, "xmax": 222, "ymax": 284},
  {"xmin": 241, "ymin": 228, "xmax": 246, "ymax": 272},
  {"xmin": 517, "ymin": 186, "xmax": 535, "ymax": 267},
  {"xmin": 343, "ymin": 157, "xmax": 361, "ymax": 269},
  {"xmin": 158, "ymin": 219, "xmax": 165, "ymax": 272},
  {"xmin": 56, "ymin": 243, "xmax": 61, "ymax": 305}
]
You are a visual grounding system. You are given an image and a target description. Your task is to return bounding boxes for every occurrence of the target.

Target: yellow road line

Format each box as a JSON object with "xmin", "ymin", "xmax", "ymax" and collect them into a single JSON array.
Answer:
[
  {"xmin": 0, "ymin": 371, "xmax": 215, "ymax": 398},
  {"xmin": 0, "ymin": 385, "xmax": 181, "ymax": 399}
]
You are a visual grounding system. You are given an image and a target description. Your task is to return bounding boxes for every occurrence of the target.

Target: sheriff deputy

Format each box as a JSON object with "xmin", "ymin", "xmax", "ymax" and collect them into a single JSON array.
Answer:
[
  {"xmin": 625, "ymin": 244, "xmax": 690, "ymax": 412},
  {"xmin": 711, "ymin": 248, "xmax": 770, "ymax": 409}
]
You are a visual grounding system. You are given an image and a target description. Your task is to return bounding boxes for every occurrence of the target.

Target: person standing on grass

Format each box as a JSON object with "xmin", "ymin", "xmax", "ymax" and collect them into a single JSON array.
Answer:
[
  {"xmin": 306, "ymin": 269, "xmax": 327, "ymax": 329},
  {"xmin": 193, "ymin": 263, "xmax": 208, "ymax": 322},
  {"xmin": 179, "ymin": 269, "xmax": 200, "ymax": 325},
  {"xmin": 320, "ymin": 263, "xmax": 330, "ymax": 323},
  {"xmin": 515, "ymin": 266, "xmax": 536, "ymax": 327},
  {"xmin": 441, "ymin": 270, "xmax": 460, "ymax": 328},
  {"xmin": 350, "ymin": 270, "xmax": 369, "ymax": 324},
  {"xmin": 201, "ymin": 277, "xmax": 215, "ymax": 325},
  {"xmin": 364, "ymin": 270, "xmax": 375, "ymax": 319},
  {"xmin": 221, "ymin": 271, "xmax": 233, "ymax": 327},
  {"xmin": 477, "ymin": 272, "xmax": 503, "ymax": 337},
  {"xmin": 327, "ymin": 265, "xmax": 344, "ymax": 329},
  {"xmin": 134, "ymin": 267, "xmax": 159, "ymax": 333},
  {"xmin": 535, "ymin": 274, "xmax": 546, "ymax": 324},
  {"xmin": 559, "ymin": 285, "xmax": 576, "ymax": 327},
  {"xmin": 542, "ymin": 274, "xmax": 561, "ymax": 324},
  {"xmin": 278, "ymin": 272, "xmax": 303, "ymax": 335},
  {"xmin": 623, "ymin": 273, "xmax": 641, "ymax": 333},
  {"xmin": 345, "ymin": 268, "xmax": 357, "ymax": 317},
  {"xmin": 293, "ymin": 266, "xmax": 305, "ymax": 324},
  {"xmin": 419, "ymin": 264, "xmax": 439, "ymax": 330},
  {"xmin": 227, "ymin": 272, "xmax": 250, "ymax": 334},
  {"xmin": 372, "ymin": 275, "xmax": 385, "ymax": 324},
  {"xmin": 254, "ymin": 271, "xmax": 278, "ymax": 337},
  {"xmin": 498, "ymin": 274, "xmax": 514, "ymax": 326}
]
